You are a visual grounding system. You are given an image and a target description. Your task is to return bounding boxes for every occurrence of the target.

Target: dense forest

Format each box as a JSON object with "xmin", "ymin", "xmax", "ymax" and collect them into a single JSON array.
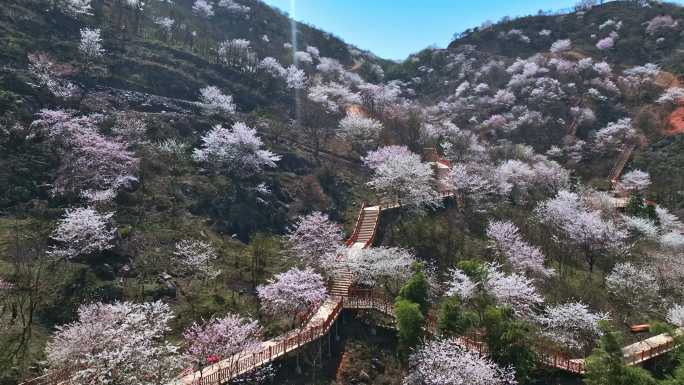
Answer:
[{"xmin": 1, "ymin": 1, "xmax": 684, "ymax": 385}]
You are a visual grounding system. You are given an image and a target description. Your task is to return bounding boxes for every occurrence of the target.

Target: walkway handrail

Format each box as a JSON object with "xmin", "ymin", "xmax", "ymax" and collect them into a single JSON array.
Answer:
[{"xmin": 345, "ymin": 201, "xmax": 367, "ymax": 246}]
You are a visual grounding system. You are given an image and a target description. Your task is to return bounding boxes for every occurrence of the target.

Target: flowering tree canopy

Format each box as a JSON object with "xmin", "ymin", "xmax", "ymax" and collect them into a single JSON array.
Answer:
[
  {"xmin": 285, "ymin": 65, "xmax": 307, "ymax": 89},
  {"xmin": 487, "ymin": 220, "xmax": 553, "ymax": 276},
  {"xmin": 79, "ymin": 28, "xmax": 104, "ymax": 63},
  {"xmin": 257, "ymin": 267, "xmax": 328, "ymax": 316},
  {"xmin": 606, "ymin": 262, "xmax": 659, "ymax": 309},
  {"xmin": 337, "ymin": 113, "xmax": 383, "ymax": 148},
  {"xmin": 182, "ymin": 313, "xmax": 262, "ymax": 370},
  {"xmin": 193, "ymin": 122, "xmax": 280, "ymax": 176},
  {"xmin": 405, "ymin": 338, "xmax": 516, "ymax": 385},
  {"xmin": 340, "ymin": 246, "xmax": 416, "ymax": 289},
  {"xmin": 32, "ymin": 109, "xmax": 139, "ymax": 200},
  {"xmin": 444, "ymin": 267, "xmax": 478, "ymax": 300},
  {"xmin": 535, "ymin": 190, "xmax": 628, "ymax": 271},
  {"xmin": 619, "ymin": 169, "xmax": 651, "ymax": 192},
  {"xmin": 484, "ymin": 263, "xmax": 544, "ymax": 317},
  {"xmin": 667, "ymin": 304, "xmax": 684, "ymax": 327},
  {"xmin": 363, "ymin": 146, "xmax": 441, "ymax": 210},
  {"xmin": 45, "ymin": 301, "xmax": 181, "ymax": 385},
  {"xmin": 286, "ymin": 211, "xmax": 344, "ymax": 266},
  {"xmin": 49, "ymin": 208, "xmax": 116, "ymax": 260},
  {"xmin": 173, "ymin": 239, "xmax": 220, "ymax": 279},
  {"xmin": 57, "ymin": 0, "xmax": 93, "ymax": 17},
  {"xmin": 193, "ymin": 0, "xmax": 214, "ymax": 17},
  {"xmin": 550, "ymin": 39, "xmax": 571, "ymax": 53},
  {"xmin": 536, "ymin": 302, "xmax": 608, "ymax": 352},
  {"xmin": 198, "ymin": 86, "xmax": 236, "ymax": 115}
]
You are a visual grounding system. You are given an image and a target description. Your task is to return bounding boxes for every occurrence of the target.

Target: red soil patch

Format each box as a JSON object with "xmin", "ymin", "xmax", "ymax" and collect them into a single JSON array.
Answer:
[{"xmin": 666, "ymin": 106, "xmax": 684, "ymax": 135}]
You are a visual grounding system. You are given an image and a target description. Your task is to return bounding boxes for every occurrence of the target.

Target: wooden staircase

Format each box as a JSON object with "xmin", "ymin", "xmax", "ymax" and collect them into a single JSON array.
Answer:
[{"xmin": 609, "ymin": 144, "xmax": 636, "ymax": 189}]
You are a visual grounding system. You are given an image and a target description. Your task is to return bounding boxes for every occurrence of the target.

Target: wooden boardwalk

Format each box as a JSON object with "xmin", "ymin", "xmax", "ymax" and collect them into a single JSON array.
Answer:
[{"xmin": 19, "ymin": 148, "xmax": 681, "ymax": 385}]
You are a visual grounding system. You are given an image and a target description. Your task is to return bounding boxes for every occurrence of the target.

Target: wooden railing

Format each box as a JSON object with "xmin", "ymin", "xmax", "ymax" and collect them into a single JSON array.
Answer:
[
  {"xmin": 187, "ymin": 298, "xmax": 345, "ymax": 385},
  {"xmin": 625, "ymin": 338, "xmax": 677, "ymax": 366},
  {"xmin": 345, "ymin": 201, "xmax": 367, "ymax": 246},
  {"xmin": 538, "ymin": 350, "xmax": 586, "ymax": 374}
]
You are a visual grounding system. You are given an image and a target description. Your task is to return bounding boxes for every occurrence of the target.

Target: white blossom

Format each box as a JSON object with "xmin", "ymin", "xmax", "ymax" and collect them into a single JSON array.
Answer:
[
  {"xmin": 619, "ymin": 169, "xmax": 651, "ymax": 192},
  {"xmin": 284, "ymin": 65, "xmax": 307, "ymax": 89},
  {"xmin": 198, "ymin": 86, "xmax": 236, "ymax": 115},
  {"xmin": 536, "ymin": 302, "xmax": 609, "ymax": 351},
  {"xmin": 286, "ymin": 211, "xmax": 344, "ymax": 266},
  {"xmin": 173, "ymin": 239, "xmax": 220, "ymax": 279},
  {"xmin": 337, "ymin": 113, "xmax": 383, "ymax": 147},
  {"xmin": 192, "ymin": 122, "xmax": 280, "ymax": 176},
  {"xmin": 406, "ymin": 338, "xmax": 517, "ymax": 385},
  {"xmin": 487, "ymin": 221, "xmax": 553, "ymax": 276},
  {"xmin": 667, "ymin": 304, "xmax": 684, "ymax": 327},
  {"xmin": 192, "ymin": 0, "xmax": 214, "ymax": 17},
  {"xmin": 49, "ymin": 208, "xmax": 116, "ymax": 260},
  {"xmin": 606, "ymin": 262, "xmax": 659, "ymax": 308},
  {"xmin": 79, "ymin": 28, "xmax": 104, "ymax": 61},
  {"xmin": 46, "ymin": 301, "xmax": 181, "ymax": 385},
  {"xmin": 362, "ymin": 146, "xmax": 441, "ymax": 211},
  {"xmin": 550, "ymin": 39, "xmax": 571, "ymax": 53}
]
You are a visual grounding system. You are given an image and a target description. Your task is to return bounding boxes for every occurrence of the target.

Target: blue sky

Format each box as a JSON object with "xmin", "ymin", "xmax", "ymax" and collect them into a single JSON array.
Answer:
[{"xmin": 261, "ymin": 0, "xmax": 582, "ymax": 60}]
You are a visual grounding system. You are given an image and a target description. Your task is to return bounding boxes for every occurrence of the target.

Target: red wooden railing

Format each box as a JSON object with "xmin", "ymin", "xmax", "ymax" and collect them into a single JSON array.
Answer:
[
  {"xmin": 188, "ymin": 298, "xmax": 345, "ymax": 385},
  {"xmin": 345, "ymin": 201, "xmax": 367, "ymax": 247}
]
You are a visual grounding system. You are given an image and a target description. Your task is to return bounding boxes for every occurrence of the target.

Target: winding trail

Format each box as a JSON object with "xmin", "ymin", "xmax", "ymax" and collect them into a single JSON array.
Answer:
[{"xmin": 19, "ymin": 148, "xmax": 681, "ymax": 385}]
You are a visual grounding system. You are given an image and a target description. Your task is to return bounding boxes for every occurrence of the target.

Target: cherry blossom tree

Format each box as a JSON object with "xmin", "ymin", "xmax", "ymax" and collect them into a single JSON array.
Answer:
[
  {"xmin": 173, "ymin": 239, "xmax": 220, "ymax": 280},
  {"xmin": 620, "ymin": 215, "xmax": 658, "ymax": 239},
  {"xmin": 45, "ymin": 301, "xmax": 181, "ymax": 385},
  {"xmin": 182, "ymin": 313, "xmax": 262, "ymax": 374},
  {"xmin": 645, "ymin": 15, "xmax": 678, "ymax": 35},
  {"xmin": 28, "ymin": 53, "xmax": 79, "ymax": 99},
  {"xmin": 536, "ymin": 302, "xmax": 609, "ymax": 352},
  {"xmin": 362, "ymin": 146, "xmax": 441, "ymax": 211},
  {"xmin": 217, "ymin": 0, "xmax": 250, "ymax": 13},
  {"xmin": 535, "ymin": 190, "xmax": 628, "ymax": 273},
  {"xmin": 55, "ymin": 0, "xmax": 92, "ymax": 17},
  {"xmin": 444, "ymin": 268, "xmax": 478, "ymax": 300},
  {"xmin": 593, "ymin": 119, "xmax": 637, "ymax": 153},
  {"xmin": 487, "ymin": 221, "xmax": 553, "ymax": 276},
  {"xmin": 339, "ymin": 247, "xmax": 416, "ymax": 294},
  {"xmin": 31, "ymin": 109, "xmax": 139, "ymax": 199},
  {"xmin": 285, "ymin": 211, "xmax": 344, "ymax": 266},
  {"xmin": 284, "ymin": 65, "xmax": 307, "ymax": 89},
  {"xmin": 484, "ymin": 263, "xmax": 544, "ymax": 317},
  {"xmin": 657, "ymin": 87, "xmax": 684, "ymax": 105},
  {"xmin": 337, "ymin": 113, "xmax": 383, "ymax": 150},
  {"xmin": 550, "ymin": 39, "xmax": 571, "ymax": 53},
  {"xmin": 619, "ymin": 169, "xmax": 651, "ymax": 192},
  {"xmin": 258, "ymin": 57, "xmax": 286, "ymax": 77},
  {"xmin": 193, "ymin": 0, "xmax": 214, "ymax": 17},
  {"xmin": 447, "ymin": 163, "xmax": 497, "ymax": 210},
  {"xmin": 596, "ymin": 36, "xmax": 615, "ymax": 50},
  {"xmin": 667, "ymin": 304, "xmax": 684, "ymax": 327},
  {"xmin": 404, "ymin": 338, "xmax": 516, "ymax": 385},
  {"xmin": 198, "ymin": 86, "xmax": 236, "ymax": 115},
  {"xmin": 257, "ymin": 267, "xmax": 327, "ymax": 321},
  {"xmin": 307, "ymin": 82, "xmax": 362, "ymax": 113},
  {"xmin": 605, "ymin": 262, "xmax": 659, "ymax": 310},
  {"xmin": 49, "ymin": 208, "xmax": 116, "ymax": 260},
  {"xmin": 79, "ymin": 28, "xmax": 104, "ymax": 66},
  {"xmin": 192, "ymin": 122, "xmax": 280, "ymax": 177}
]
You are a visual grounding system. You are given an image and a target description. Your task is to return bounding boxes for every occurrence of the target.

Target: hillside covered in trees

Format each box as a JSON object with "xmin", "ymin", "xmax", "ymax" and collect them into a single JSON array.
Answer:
[{"xmin": 1, "ymin": 1, "xmax": 684, "ymax": 385}]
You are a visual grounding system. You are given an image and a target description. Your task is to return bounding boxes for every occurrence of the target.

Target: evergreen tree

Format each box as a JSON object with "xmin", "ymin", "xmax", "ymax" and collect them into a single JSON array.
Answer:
[
  {"xmin": 483, "ymin": 306, "xmax": 537, "ymax": 383},
  {"xmin": 394, "ymin": 299, "xmax": 424, "ymax": 355},
  {"xmin": 437, "ymin": 295, "xmax": 475, "ymax": 337},
  {"xmin": 397, "ymin": 262, "xmax": 430, "ymax": 315}
]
